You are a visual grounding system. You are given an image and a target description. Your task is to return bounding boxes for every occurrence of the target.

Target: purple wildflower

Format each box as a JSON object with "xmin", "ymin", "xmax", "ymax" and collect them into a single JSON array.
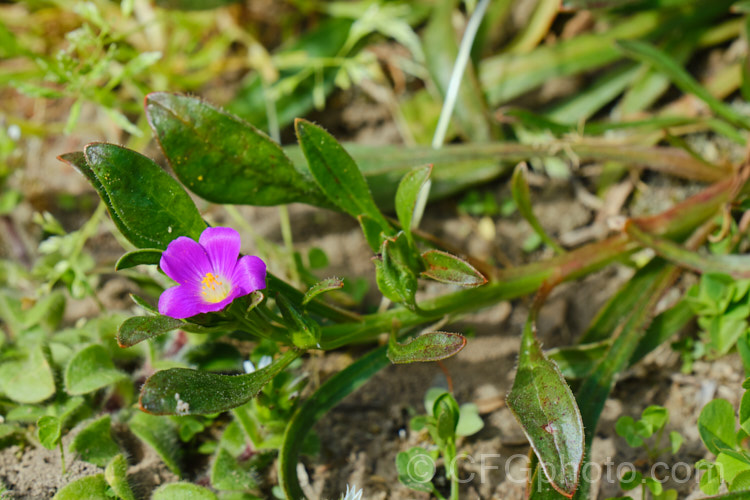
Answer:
[{"xmin": 158, "ymin": 227, "xmax": 266, "ymax": 319}]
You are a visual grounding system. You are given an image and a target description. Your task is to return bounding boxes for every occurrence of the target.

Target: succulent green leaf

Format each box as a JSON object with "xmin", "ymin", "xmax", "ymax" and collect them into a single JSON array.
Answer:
[
  {"xmin": 378, "ymin": 234, "xmax": 420, "ymax": 309},
  {"xmin": 59, "ymin": 145, "xmax": 206, "ymax": 250},
  {"xmin": 64, "ymin": 344, "xmax": 128, "ymax": 395},
  {"xmin": 128, "ymin": 411, "xmax": 182, "ymax": 475},
  {"xmin": 145, "ymin": 93, "xmax": 328, "ymax": 208},
  {"xmin": 139, "ymin": 350, "xmax": 300, "ymax": 415},
  {"xmin": 0, "ymin": 344, "xmax": 55, "ymax": 404},
  {"xmin": 276, "ymin": 295, "xmax": 321, "ymax": 349},
  {"xmin": 302, "ymin": 278, "xmax": 344, "ymax": 305},
  {"xmin": 730, "ymin": 469, "xmax": 750, "ymax": 492},
  {"xmin": 615, "ymin": 416, "xmax": 644, "ymax": 448},
  {"xmin": 699, "ymin": 399, "xmax": 738, "ymax": 455},
  {"xmin": 37, "ymin": 415, "xmax": 61, "ymax": 450},
  {"xmin": 433, "ymin": 392, "xmax": 460, "ymax": 444},
  {"xmin": 507, "ymin": 306, "xmax": 584, "ymax": 498},
  {"xmin": 420, "ymin": 250, "xmax": 487, "ymax": 287},
  {"xmin": 211, "ymin": 447, "xmax": 258, "ymax": 491},
  {"xmin": 152, "ymin": 483, "xmax": 218, "ymax": 500},
  {"xmin": 387, "ymin": 331, "xmax": 466, "ymax": 364},
  {"xmin": 456, "ymin": 403, "xmax": 484, "ymax": 437},
  {"xmin": 104, "ymin": 454, "xmax": 135, "ymax": 500},
  {"xmin": 395, "ymin": 165, "xmax": 432, "ymax": 243},
  {"xmin": 645, "ymin": 477, "xmax": 663, "ymax": 495},
  {"xmin": 115, "ymin": 249, "xmax": 162, "ymax": 271},
  {"xmin": 619, "ymin": 469, "xmax": 643, "ymax": 491},
  {"xmin": 294, "ymin": 118, "xmax": 390, "ymax": 230},
  {"xmin": 717, "ymin": 451, "xmax": 750, "ymax": 486},
  {"xmin": 52, "ymin": 474, "xmax": 109, "ymax": 500},
  {"xmin": 396, "ymin": 447, "xmax": 436, "ymax": 493},
  {"xmin": 117, "ymin": 315, "xmax": 184, "ymax": 348},
  {"xmin": 70, "ymin": 416, "xmax": 120, "ymax": 467},
  {"xmin": 641, "ymin": 405, "xmax": 669, "ymax": 434},
  {"xmin": 698, "ymin": 461, "xmax": 721, "ymax": 495},
  {"xmin": 669, "ymin": 431, "xmax": 683, "ymax": 454}
]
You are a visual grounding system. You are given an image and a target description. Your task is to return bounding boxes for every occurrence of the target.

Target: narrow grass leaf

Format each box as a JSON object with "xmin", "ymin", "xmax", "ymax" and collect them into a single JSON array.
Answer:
[
  {"xmin": 511, "ymin": 163, "xmax": 565, "ymax": 254},
  {"xmin": 423, "ymin": 0, "xmax": 493, "ymax": 141},
  {"xmin": 279, "ymin": 346, "xmax": 389, "ymax": 499},
  {"xmin": 616, "ymin": 39, "xmax": 750, "ymax": 129},
  {"xmin": 626, "ymin": 221, "xmax": 750, "ymax": 279}
]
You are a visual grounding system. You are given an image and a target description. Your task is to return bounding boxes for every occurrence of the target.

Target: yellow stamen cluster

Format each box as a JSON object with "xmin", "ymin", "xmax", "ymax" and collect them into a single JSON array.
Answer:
[{"xmin": 201, "ymin": 272, "xmax": 231, "ymax": 303}]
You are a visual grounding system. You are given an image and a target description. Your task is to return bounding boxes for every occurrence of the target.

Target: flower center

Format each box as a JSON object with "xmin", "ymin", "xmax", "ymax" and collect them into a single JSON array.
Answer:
[{"xmin": 200, "ymin": 272, "xmax": 231, "ymax": 304}]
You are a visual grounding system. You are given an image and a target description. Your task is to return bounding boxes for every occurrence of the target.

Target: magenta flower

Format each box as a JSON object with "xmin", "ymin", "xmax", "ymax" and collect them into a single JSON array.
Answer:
[{"xmin": 158, "ymin": 227, "xmax": 266, "ymax": 319}]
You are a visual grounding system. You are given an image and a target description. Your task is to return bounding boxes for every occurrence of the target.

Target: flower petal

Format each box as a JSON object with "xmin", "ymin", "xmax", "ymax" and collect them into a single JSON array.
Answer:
[
  {"xmin": 200, "ymin": 227, "xmax": 241, "ymax": 278},
  {"xmin": 160, "ymin": 236, "xmax": 212, "ymax": 285},
  {"xmin": 158, "ymin": 284, "xmax": 203, "ymax": 319},
  {"xmin": 232, "ymin": 255, "xmax": 267, "ymax": 294}
]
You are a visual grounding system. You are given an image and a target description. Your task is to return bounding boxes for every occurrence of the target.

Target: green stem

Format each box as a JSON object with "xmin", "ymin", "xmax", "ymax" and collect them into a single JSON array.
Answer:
[
  {"xmin": 323, "ymin": 166, "xmax": 738, "ymax": 350},
  {"xmin": 59, "ymin": 439, "xmax": 66, "ymax": 475}
]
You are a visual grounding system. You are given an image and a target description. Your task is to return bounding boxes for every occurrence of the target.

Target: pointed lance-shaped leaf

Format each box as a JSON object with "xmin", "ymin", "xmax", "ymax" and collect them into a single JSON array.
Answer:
[
  {"xmin": 115, "ymin": 249, "xmax": 162, "ymax": 271},
  {"xmin": 59, "ymin": 144, "xmax": 206, "ymax": 249},
  {"xmin": 146, "ymin": 93, "xmax": 330, "ymax": 208},
  {"xmin": 421, "ymin": 250, "xmax": 487, "ymax": 287},
  {"xmin": 388, "ymin": 331, "xmax": 466, "ymax": 364},
  {"xmin": 302, "ymin": 278, "xmax": 344, "ymax": 305},
  {"xmin": 295, "ymin": 118, "xmax": 391, "ymax": 231},
  {"xmin": 117, "ymin": 315, "xmax": 185, "ymax": 348},
  {"xmin": 507, "ymin": 292, "xmax": 584, "ymax": 498}
]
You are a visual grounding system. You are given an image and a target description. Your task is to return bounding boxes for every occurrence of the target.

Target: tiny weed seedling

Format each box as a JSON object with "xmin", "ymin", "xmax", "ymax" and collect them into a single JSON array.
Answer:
[
  {"xmin": 674, "ymin": 273, "xmax": 750, "ymax": 373},
  {"xmin": 610, "ymin": 405, "xmax": 682, "ymax": 500},
  {"xmin": 695, "ymin": 377, "xmax": 750, "ymax": 495},
  {"xmin": 396, "ymin": 388, "xmax": 483, "ymax": 500}
]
